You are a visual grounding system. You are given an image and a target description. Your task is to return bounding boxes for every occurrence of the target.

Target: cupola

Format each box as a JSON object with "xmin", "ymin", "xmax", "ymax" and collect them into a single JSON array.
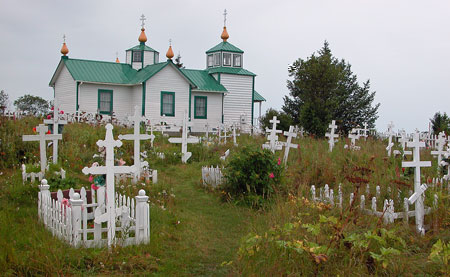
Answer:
[{"xmin": 60, "ymin": 34, "xmax": 69, "ymax": 57}]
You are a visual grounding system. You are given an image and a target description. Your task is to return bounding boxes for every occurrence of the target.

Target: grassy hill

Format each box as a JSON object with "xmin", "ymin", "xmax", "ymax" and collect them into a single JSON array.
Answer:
[{"xmin": 0, "ymin": 117, "xmax": 448, "ymax": 275}]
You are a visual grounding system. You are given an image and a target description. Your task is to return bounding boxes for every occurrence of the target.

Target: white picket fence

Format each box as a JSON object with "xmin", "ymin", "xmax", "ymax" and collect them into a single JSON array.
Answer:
[
  {"xmin": 22, "ymin": 164, "xmax": 65, "ymax": 183},
  {"xmin": 310, "ymin": 182, "xmax": 447, "ymax": 225},
  {"xmin": 421, "ymin": 133, "xmax": 450, "ymax": 149},
  {"xmin": 38, "ymin": 180, "xmax": 150, "ymax": 247},
  {"xmin": 202, "ymin": 166, "xmax": 223, "ymax": 188}
]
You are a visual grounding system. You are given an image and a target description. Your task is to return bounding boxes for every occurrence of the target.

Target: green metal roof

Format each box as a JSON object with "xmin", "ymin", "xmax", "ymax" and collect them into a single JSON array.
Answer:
[
  {"xmin": 207, "ymin": 66, "xmax": 256, "ymax": 76},
  {"xmin": 253, "ymin": 90, "xmax": 266, "ymax": 102},
  {"xmin": 63, "ymin": 58, "xmax": 136, "ymax": 84},
  {"xmin": 126, "ymin": 43, "xmax": 158, "ymax": 52},
  {"xmin": 131, "ymin": 62, "xmax": 169, "ymax": 83},
  {"xmin": 181, "ymin": 69, "xmax": 227, "ymax": 92},
  {"xmin": 206, "ymin": 41, "xmax": 244, "ymax": 54}
]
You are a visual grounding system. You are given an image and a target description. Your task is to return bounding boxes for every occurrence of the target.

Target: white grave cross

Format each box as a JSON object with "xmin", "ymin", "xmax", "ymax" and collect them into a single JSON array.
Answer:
[
  {"xmin": 43, "ymin": 98, "xmax": 67, "ymax": 164},
  {"xmin": 431, "ymin": 131, "xmax": 447, "ymax": 165},
  {"xmin": 232, "ymin": 123, "xmax": 240, "ymax": 146},
  {"xmin": 345, "ymin": 128, "xmax": 360, "ymax": 150},
  {"xmin": 402, "ymin": 132, "xmax": 431, "ymax": 235},
  {"xmin": 325, "ymin": 120, "xmax": 339, "ymax": 152},
  {"xmin": 118, "ymin": 106, "xmax": 153, "ymax": 181},
  {"xmin": 22, "ymin": 124, "xmax": 62, "ymax": 172},
  {"xmin": 398, "ymin": 130, "xmax": 412, "ymax": 156},
  {"xmin": 82, "ymin": 124, "xmax": 137, "ymax": 247},
  {"xmin": 263, "ymin": 116, "xmax": 283, "ymax": 153},
  {"xmin": 283, "ymin": 125, "xmax": 298, "ymax": 165},
  {"xmin": 168, "ymin": 110, "xmax": 199, "ymax": 163},
  {"xmin": 386, "ymin": 122, "xmax": 395, "ymax": 157}
]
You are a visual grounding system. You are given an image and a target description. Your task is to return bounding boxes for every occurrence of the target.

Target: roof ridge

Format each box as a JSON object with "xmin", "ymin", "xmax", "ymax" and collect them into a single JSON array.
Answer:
[{"xmin": 66, "ymin": 58, "xmax": 131, "ymax": 66}]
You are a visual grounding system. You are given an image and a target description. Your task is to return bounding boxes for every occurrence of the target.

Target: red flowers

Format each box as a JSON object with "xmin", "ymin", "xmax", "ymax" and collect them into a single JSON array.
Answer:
[
  {"xmin": 32, "ymin": 127, "xmax": 36, "ymax": 133},
  {"xmin": 91, "ymin": 184, "xmax": 99, "ymax": 191},
  {"xmin": 277, "ymin": 158, "xmax": 281, "ymax": 165},
  {"xmin": 46, "ymin": 130, "xmax": 51, "ymax": 134},
  {"xmin": 47, "ymin": 115, "xmax": 51, "ymax": 119},
  {"xmin": 60, "ymin": 110, "xmax": 64, "ymax": 114},
  {"xmin": 269, "ymin": 172, "xmax": 275, "ymax": 179}
]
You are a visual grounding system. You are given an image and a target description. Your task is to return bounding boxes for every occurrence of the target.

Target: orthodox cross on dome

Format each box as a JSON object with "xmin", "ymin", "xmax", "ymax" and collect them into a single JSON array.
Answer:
[
  {"xmin": 223, "ymin": 9, "xmax": 227, "ymax": 27},
  {"xmin": 169, "ymin": 39, "xmax": 172, "ymax": 46},
  {"xmin": 63, "ymin": 34, "xmax": 66, "ymax": 43},
  {"xmin": 140, "ymin": 14, "xmax": 146, "ymax": 29}
]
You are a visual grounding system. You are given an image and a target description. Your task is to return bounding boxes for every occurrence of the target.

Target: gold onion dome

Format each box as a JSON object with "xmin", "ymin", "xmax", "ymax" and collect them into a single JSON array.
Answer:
[
  {"xmin": 221, "ymin": 26, "xmax": 229, "ymax": 42},
  {"xmin": 138, "ymin": 28, "xmax": 147, "ymax": 43},
  {"xmin": 166, "ymin": 45, "xmax": 174, "ymax": 59},
  {"xmin": 116, "ymin": 57, "xmax": 120, "ymax": 63},
  {"xmin": 60, "ymin": 42, "xmax": 69, "ymax": 56}
]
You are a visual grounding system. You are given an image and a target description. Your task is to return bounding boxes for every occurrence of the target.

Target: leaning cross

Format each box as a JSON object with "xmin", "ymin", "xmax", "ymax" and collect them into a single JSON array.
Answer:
[
  {"xmin": 118, "ymin": 106, "xmax": 153, "ymax": 181},
  {"xmin": 431, "ymin": 131, "xmax": 447, "ymax": 165},
  {"xmin": 283, "ymin": 125, "xmax": 298, "ymax": 166},
  {"xmin": 43, "ymin": 98, "xmax": 67, "ymax": 164},
  {"xmin": 23, "ymin": 124, "xmax": 62, "ymax": 172},
  {"xmin": 168, "ymin": 110, "xmax": 199, "ymax": 163},
  {"xmin": 82, "ymin": 124, "xmax": 137, "ymax": 247},
  {"xmin": 325, "ymin": 120, "xmax": 339, "ymax": 152},
  {"xmin": 402, "ymin": 132, "xmax": 431, "ymax": 235}
]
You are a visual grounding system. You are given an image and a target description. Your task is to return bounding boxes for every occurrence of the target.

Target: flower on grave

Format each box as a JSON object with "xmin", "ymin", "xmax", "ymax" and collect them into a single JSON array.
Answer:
[
  {"xmin": 88, "ymin": 175, "xmax": 93, "ymax": 182},
  {"xmin": 402, "ymin": 167, "xmax": 405, "ymax": 173},
  {"xmin": 46, "ymin": 130, "xmax": 51, "ymax": 134},
  {"xmin": 51, "ymin": 106, "xmax": 54, "ymax": 111},
  {"xmin": 269, "ymin": 172, "xmax": 275, "ymax": 179},
  {"xmin": 91, "ymin": 183, "xmax": 99, "ymax": 191},
  {"xmin": 94, "ymin": 175, "xmax": 106, "ymax": 187},
  {"xmin": 61, "ymin": 198, "xmax": 70, "ymax": 207},
  {"xmin": 118, "ymin": 158, "xmax": 126, "ymax": 166},
  {"xmin": 277, "ymin": 158, "xmax": 281, "ymax": 165},
  {"xmin": 32, "ymin": 127, "xmax": 36, "ymax": 133},
  {"xmin": 47, "ymin": 115, "xmax": 52, "ymax": 119},
  {"xmin": 60, "ymin": 110, "xmax": 64, "ymax": 114}
]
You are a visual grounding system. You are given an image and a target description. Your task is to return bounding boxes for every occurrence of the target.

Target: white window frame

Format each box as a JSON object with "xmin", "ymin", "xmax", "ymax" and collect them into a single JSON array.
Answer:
[
  {"xmin": 223, "ymin": 53, "xmax": 232, "ymax": 66},
  {"xmin": 233, "ymin": 54, "xmax": 242, "ymax": 67},
  {"xmin": 207, "ymin": 54, "xmax": 213, "ymax": 67},
  {"xmin": 214, "ymin": 53, "xmax": 221, "ymax": 66}
]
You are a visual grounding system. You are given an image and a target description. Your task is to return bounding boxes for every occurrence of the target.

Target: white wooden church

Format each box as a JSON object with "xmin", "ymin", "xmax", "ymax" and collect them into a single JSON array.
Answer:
[{"xmin": 49, "ymin": 14, "xmax": 265, "ymax": 132}]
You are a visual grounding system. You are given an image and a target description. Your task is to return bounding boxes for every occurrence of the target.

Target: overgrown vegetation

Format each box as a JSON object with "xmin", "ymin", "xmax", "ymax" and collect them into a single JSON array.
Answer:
[{"xmin": 0, "ymin": 117, "xmax": 448, "ymax": 275}]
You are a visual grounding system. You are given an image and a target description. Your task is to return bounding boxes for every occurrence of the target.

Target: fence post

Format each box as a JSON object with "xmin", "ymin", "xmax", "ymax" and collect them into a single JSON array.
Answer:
[
  {"xmin": 403, "ymin": 198, "xmax": 409, "ymax": 224},
  {"xmin": 38, "ymin": 179, "xmax": 50, "ymax": 221},
  {"xmin": 70, "ymin": 192, "xmax": 83, "ymax": 247},
  {"xmin": 152, "ymin": 170, "xmax": 158, "ymax": 184},
  {"xmin": 135, "ymin": 189, "xmax": 150, "ymax": 244}
]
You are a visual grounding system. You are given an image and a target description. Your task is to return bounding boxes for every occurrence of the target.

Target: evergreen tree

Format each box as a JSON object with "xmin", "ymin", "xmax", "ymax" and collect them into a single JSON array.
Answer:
[
  {"xmin": 0, "ymin": 90, "xmax": 9, "ymax": 114},
  {"xmin": 14, "ymin": 94, "xmax": 50, "ymax": 116},
  {"xmin": 175, "ymin": 53, "xmax": 184, "ymax": 68},
  {"xmin": 430, "ymin": 112, "xmax": 450, "ymax": 135},
  {"xmin": 283, "ymin": 41, "xmax": 380, "ymax": 137}
]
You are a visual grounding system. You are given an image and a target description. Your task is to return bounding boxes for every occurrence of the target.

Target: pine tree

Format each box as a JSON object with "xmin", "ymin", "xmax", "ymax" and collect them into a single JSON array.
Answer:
[
  {"xmin": 282, "ymin": 41, "xmax": 380, "ymax": 137},
  {"xmin": 430, "ymin": 112, "xmax": 450, "ymax": 135},
  {"xmin": 175, "ymin": 53, "xmax": 184, "ymax": 68}
]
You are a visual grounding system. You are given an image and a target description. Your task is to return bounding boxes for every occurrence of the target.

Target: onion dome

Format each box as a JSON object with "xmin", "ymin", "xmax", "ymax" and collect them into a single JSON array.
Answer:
[
  {"xmin": 138, "ymin": 28, "xmax": 147, "ymax": 43},
  {"xmin": 115, "ymin": 57, "xmax": 120, "ymax": 63},
  {"xmin": 221, "ymin": 26, "xmax": 229, "ymax": 42},
  {"xmin": 166, "ymin": 45, "xmax": 174, "ymax": 59}
]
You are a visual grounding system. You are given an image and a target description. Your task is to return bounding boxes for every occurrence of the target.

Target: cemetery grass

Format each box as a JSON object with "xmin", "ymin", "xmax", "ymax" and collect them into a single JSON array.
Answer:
[{"xmin": 0, "ymin": 117, "xmax": 448, "ymax": 275}]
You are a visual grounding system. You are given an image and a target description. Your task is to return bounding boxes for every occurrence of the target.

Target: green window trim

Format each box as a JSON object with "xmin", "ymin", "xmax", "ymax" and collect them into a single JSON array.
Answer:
[
  {"xmin": 142, "ymin": 81, "xmax": 146, "ymax": 116},
  {"xmin": 98, "ymin": 89, "xmax": 113, "ymax": 115},
  {"xmin": 160, "ymin": 91, "xmax": 175, "ymax": 117},
  {"xmin": 194, "ymin": 96, "xmax": 207, "ymax": 119}
]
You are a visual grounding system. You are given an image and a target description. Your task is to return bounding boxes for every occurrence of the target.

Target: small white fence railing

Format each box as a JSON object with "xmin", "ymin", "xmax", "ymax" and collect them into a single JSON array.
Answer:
[
  {"xmin": 38, "ymin": 180, "xmax": 150, "ymax": 248},
  {"xmin": 310, "ymin": 181, "xmax": 448, "ymax": 225},
  {"xmin": 202, "ymin": 166, "xmax": 223, "ymax": 188}
]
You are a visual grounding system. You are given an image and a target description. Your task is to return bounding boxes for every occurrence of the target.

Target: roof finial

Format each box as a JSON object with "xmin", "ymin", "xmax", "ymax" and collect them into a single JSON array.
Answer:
[
  {"xmin": 60, "ymin": 34, "xmax": 69, "ymax": 56},
  {"xmin": 138, "ymin": 14, "xmax": 148, "ymax": 43},
  {"xmin": 166, "ymin": 39, "xmax": 174, "ymax": 60},
  {"xmin": 221, "ymin": 9, "xmax": 229, "ymax": 42},
  {"xmin": 115, "ymin": 51, "xmax": 120, "ymax": 63}
]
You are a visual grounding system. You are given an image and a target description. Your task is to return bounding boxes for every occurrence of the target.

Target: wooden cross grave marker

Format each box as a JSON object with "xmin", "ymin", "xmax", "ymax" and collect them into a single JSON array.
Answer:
[
  {"xmin": 402, "ymin": 131, "xmax": 431, "ymax": 235},
  {"xmin": 118, "ymin": 106, "xmax": 153, "ymax": 181},
  {"xmin": 168, "ymin": 110, "xmax": 199, "ymax": 163},
  {"xmin": 263, "ymin": 116, "xmax": 283, "ymax": 153},
  {"xmin": 232, "ymin": 123, "xmax": 240, "ymax": 146},
  {"xmin": 398, "ymin": 130, "xmax": 412, "ymax": 156},
  {"xmin": 218, "ymin": 124, "xmax": 231, "ymax": 144},
  {"xmin": 386, "ymin": 122, "xmax": 395, "ymax": 156},
  {"xmin": 22, "ymin": 124, "xmax": 62, "ymax": 172},
  {"xmin": 82, "ymin": 124, "xmax": 137, "ymax": 247},
  {"xmin": 431, "ymin": 131, "xmax": 447, "ymax": 165},
  {"xmin": 345, "ymin": 128, "xmax": 360, "ymax": 150},
  {"xmin": 360, "ymin": 123, "xmax": 369, "ymax": 140},
  {"xmin": 325, "ymin": 120, "xmax": 339, "ymax": 152},
  {"xmin": 283, "ymin": 125, "xmax": 298, "ymax": 166},
  {"xmin": 43, "ymin": 98, "xmax": 67, "ymax": 164}
]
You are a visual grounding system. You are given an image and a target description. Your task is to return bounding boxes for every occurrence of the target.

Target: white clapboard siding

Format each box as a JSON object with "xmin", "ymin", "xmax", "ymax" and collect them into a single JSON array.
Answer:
[
  {"xmin": 191, "ymin": 91, "xmax": 222, "ymax": 132},
  {"xmin": 145, "ymin": 65, "xmax": 190, "ymax": 125},
  {"xmin": 132, "ymin": 61, "xmax": 142, "ymax": 70},
  {"xmin": 55, "ymin": 65, "xmax": 77, "ymax": 114},
  {"xmin": 126, "ymin": 51, "xmax": 131, "ymax": 65},
  {"xmin": 143, "ymin": 51, "xmax": 154, "ymax": 67},
  {"xmin": 132, "ymin": 84, "xmax": 143, "ymax": 112},
  {"xmin": 220, "ymin": 74, "xmax": 253, "ymax": 126},
  {"xmin": 78, "ymin": 83, "xmax": 133, "ymax": 118}
]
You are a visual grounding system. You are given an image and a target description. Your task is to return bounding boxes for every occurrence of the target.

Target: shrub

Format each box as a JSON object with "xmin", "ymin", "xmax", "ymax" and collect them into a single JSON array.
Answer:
[{"xmin": 222, "ymin": 145, "xmax": 283, "ymax": 207}]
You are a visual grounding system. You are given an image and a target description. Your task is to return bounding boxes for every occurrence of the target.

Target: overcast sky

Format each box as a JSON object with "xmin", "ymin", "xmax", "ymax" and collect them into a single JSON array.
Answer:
[{"xmin": 0, "ymin": 0, "xmax": 449, "ymax": 132}]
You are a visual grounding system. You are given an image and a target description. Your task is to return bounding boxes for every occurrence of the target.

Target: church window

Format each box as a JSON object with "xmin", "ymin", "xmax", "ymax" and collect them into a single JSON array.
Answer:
[
  {"xmin": 233, "ymin": 54, "xmax": 242, "ymax": 67},
  {"xmin": 207, "ymin": 54, "xmax": 213, "ymax": 67},
  {"xmin": 223, "ymin": 53, "xmax": 231, "ymax": 66},
  {"xmin": 133, "ymin": 51, "xmax": 142, "ymax": 62},
  {"xmin": 161, "ymin": 91, "xmax": 175, "ymax": 117},
  {"xmin": 214, "ymin": 53, "xmax": 221, "ymax": 66},
  {"xmin": 194, "ymin": 96, "xmax": 207, "ymax": 119},
  {"xmin": 98, "ymin": 90, "xmax": 113, "ymax": 115}
]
